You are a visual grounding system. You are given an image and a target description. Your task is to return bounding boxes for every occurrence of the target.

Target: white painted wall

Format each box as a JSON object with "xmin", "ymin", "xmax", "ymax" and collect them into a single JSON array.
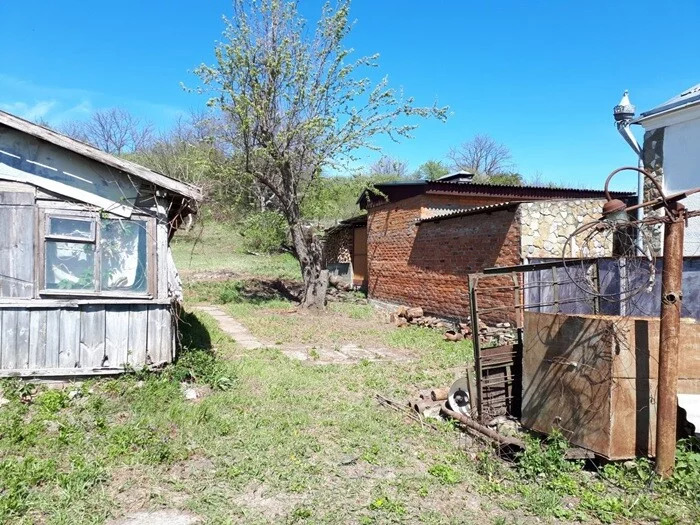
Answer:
[
  {"xmin": 640, "ymin": 108, "xmax": 700, "ymax": 257},
  {"xmin": 663, "ymin": 120, "xmax": 700, "ymax": 256},
  {"xmin": 663, "ymin": 119, "xmax": 700, "ymax": 193}
]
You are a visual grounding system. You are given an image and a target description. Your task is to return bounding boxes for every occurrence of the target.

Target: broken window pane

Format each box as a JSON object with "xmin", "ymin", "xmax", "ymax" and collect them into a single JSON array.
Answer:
[
  {"xmin": 100, "ymin": 219, "xmax": 148, "ymax": 293},
  {"xmin": 48, "ymin": 217, "xmax": 94, "ymax": 240},
  {"xmin": 45, "ymin": 241, "xmax": 96, "ymax": 290}
]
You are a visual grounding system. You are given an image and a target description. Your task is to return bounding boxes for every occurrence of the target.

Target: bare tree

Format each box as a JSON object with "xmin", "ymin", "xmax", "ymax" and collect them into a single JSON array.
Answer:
[
  {"xmin": 61, "ymin": 108, "xmax": 154, "ymax": 155},
  {"xmin": 193, "ymin": 0, "xmax": 446, "ymax": 308},
  {"xmin": 448, "ymin": 134, "xmax": 513, "ymax": 177},
  {"xmin": 369, "ymin": 156, "xmax": 408, "ymax": 178}
]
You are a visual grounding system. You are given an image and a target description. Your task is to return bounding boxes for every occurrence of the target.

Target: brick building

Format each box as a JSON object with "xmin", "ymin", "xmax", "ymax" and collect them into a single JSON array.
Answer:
[{"xmin": 325, "ymin": 175, "xmax": 634, "ymax": 321}]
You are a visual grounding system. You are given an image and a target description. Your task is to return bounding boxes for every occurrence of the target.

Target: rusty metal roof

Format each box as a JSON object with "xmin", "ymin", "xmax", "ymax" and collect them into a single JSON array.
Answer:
[{"xmin": 359, "ymin": 179, "xmax": 635, "ymax": 209}]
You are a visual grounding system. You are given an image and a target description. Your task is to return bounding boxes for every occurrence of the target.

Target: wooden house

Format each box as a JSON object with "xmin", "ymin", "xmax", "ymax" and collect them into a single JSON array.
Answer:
[{"xmin": 0, "ymin": 110, "xmax": 202, "ymax": 377}]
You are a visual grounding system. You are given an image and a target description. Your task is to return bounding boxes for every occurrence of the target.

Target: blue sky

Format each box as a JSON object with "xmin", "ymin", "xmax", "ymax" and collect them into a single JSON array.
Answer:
[{"xmin": 1, "ymin": 1, "xmax": 698, "ymax": 191}]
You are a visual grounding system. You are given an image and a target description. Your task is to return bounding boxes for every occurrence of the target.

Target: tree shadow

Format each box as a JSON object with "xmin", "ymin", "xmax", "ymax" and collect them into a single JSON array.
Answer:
[{"xmin": 178, "ymin": 309, "xmax": 213, "ymax": 352}]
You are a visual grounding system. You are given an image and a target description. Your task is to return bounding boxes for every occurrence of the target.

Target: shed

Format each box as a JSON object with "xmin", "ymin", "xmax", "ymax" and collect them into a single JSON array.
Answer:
[
  {"xmin": 354, "ymin": 179, "xmax": 635, "ymax": 321},
  {"xmin": 0, "ymin": 110, "xmax": 202, "ymax": 377},
  {"xmin": 323, "ymin": 214, "xmax": 367, "ymax": 288}
]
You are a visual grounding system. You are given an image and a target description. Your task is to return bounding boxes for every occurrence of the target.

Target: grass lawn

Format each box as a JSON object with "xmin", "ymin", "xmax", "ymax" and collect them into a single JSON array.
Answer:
[
  {"xmin": 1, "ymin": 225, "xmax": 697, "ymax": 524},
  {"xmin": 171, "ymin": 220, "xmax": 300, "ymax": 281},
  {"xmin": 2, "ymin": 302, "xmax": 697, "ymax": 524}
]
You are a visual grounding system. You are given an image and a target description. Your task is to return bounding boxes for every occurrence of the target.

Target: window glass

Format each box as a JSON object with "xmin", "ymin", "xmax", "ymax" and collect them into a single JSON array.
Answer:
[
  {"xmin": 48, "ymin": 217, "xmax": 94, "ymax": 240},
  {"xmin": 45, "ymin": 241, "xmax": 96, "ymax": 290},
  {"xmin": 100, "ymin": 219, "xmax": 148, "ymax": 292}
]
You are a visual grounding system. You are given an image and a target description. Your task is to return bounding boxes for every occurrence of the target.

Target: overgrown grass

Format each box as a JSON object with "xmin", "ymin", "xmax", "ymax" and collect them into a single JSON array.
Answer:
[
  {"xmin": 473, "ymin": 430, "xmax": 700, "ymax": 524},
  {"xmin": 171, "ymin": 220, "xmax": 300, "ymax": 280},
  {"xmin": 0, "ymin": 310, "xmax": 482, "ymax": 523},
  {"xmin": 1, "ymin": 302, "xmax": 698, "ymax": 523}
]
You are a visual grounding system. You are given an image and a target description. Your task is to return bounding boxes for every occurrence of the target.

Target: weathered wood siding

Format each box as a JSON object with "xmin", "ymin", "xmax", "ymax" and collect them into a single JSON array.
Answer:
[
  {"xmin": 0, "ymin": 187, "xmax": 35, "ymax": 298},
  {"xmin": 0, "ymin": 304, "xmax": 173, "ymax": 376}
]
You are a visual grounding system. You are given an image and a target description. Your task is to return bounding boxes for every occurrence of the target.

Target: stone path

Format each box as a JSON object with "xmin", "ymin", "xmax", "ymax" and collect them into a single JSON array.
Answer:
[{"xmin": 194, "ymin": 305, "xmax": 412, "ymax": 365}]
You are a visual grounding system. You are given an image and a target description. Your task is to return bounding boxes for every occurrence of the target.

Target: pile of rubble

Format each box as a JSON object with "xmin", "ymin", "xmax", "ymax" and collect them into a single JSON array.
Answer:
[
  {"xmin": 327, "ymin": 275, "xmax": 368, "ymax": 304},
  {"xmin": 388, "ymin": 304, "xmax": 518, "ymax": 345},
  {"xmin": 389, "ymin": 306, "xmax": 449, "ymax": 329}
]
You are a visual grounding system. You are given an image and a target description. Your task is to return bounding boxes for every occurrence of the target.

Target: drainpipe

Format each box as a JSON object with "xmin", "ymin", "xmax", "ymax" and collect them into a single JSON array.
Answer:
[{"xmin": 613, "ymin": 91, "xmax": 645, "ymax": 243}]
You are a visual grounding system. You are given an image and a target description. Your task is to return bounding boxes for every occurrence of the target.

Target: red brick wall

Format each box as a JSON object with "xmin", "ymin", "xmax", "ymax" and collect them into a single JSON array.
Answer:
[{"xmin": 367, "ymin": 194, "xmax": 521, "ymax": 321}]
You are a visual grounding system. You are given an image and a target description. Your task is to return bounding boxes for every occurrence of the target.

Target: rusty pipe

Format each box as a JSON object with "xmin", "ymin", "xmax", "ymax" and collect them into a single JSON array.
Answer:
[
  {"xmin": 655, "ymin": 201, "xmax": 686, "ymax": 478},
  {"xmin": 440, "ymin": 403, "xmax": 525, "ymax": 449}
]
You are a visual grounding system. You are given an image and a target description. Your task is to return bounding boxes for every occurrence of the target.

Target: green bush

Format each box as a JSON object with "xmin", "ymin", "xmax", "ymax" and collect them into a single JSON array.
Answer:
[{"xmin": 240, "ymin": 210, "xmax": 287, "ymax": 254}]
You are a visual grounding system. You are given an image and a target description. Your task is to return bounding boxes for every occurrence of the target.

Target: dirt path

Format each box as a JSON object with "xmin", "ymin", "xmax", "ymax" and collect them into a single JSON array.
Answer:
[{"xmin": 194, "ymin": 305, "xmax": 412, "ymax": 364}]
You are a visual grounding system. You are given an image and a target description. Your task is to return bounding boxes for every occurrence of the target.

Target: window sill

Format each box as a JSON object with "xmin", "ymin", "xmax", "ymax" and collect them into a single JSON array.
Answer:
[{"xmin": 39, "ymin": 290, "xmax": 153, "ymax": 299}]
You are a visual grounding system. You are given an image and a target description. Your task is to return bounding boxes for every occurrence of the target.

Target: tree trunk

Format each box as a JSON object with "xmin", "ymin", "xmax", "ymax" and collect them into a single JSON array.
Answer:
[{"xmin": 289, "ymin": 221, "xmax": 328, "ymax": 309}]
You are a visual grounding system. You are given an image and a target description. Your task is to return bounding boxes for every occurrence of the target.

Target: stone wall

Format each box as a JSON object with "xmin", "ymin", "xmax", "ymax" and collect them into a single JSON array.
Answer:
[
  {"xmin": 642, "ymin": 127, "xmax": 665, "ymax": 255},
  {"xmin": 519, "ymin": 199, "xmax": 613, "ymax": 259}
]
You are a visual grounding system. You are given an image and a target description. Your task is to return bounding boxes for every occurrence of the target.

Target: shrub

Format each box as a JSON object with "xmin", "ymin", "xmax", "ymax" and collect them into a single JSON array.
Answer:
[{"xmin": 240, "ymin": 210, "xmax": 287, "ymax": 254}]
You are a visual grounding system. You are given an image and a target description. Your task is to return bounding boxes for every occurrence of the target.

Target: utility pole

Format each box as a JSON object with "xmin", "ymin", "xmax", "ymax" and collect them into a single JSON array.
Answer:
[
  {"xmin": 655, "ymin": 201, "xmax": 686, "ymax": 477},
  {"xmin": 602, "ymin": 167, "xmax": 698, "ymax": 478}
]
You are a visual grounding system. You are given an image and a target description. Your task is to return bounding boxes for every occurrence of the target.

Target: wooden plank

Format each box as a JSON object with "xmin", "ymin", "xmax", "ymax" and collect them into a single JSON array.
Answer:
[
  {"xmin": 0, "ymin": 298, "xmax": 169, "ymax": 308},
  {"xmin": 0, "ymin": 190, "xmax": 33, "ymax": 205},
  {"xmin": 128, "ymin": 305, "xmax": 148, "ymax": 367},
  {"xmin": 45, "ymin": 309, "xmax": 60, "ymax": 367},
  {"xmin": 79, "ymin": 305, "xmax": 105, "ymax": 368},
  {"xmin": 58, "ymin": 309, "xmax": 80, "ymax": 368},
  {"xmin": 0, "ymin": 206, "xmax": 34, "ymax": 298},
  {"xmin": 15, "ymin": 310, "xmax": 30, "ymax": 369},
  {"xmin": 28, "ymin": 309, "xmax": 48, "ymax": 368},
  {"xmin": 0, "ymin": 309, "xmax": 17, "ymax": 369},
  {"xmin": 0, "ymin": 367, "xmax": 127, "ymax": 378},
  {"xmin": 147, "ymin": 306, "xmax": 164, "ymax": 365},
  {"xmin": 105, "ymin": 307, "xmax": 130, "ymax": 368},
  {"xmin": 155, "ymin": 198, "xmax": 168, "ymax": 299}
]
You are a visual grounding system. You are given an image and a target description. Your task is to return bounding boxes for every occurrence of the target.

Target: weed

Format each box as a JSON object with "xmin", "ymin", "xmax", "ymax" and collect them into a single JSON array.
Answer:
[
  {"xmin": 664, "ymin": 438, "xmax": 700, "ymax": 501},
  {"xmin": 516, "ymin": 429, "xmax": 581, "ymax": 481},
  {"xmin": 36, "ymin": 389, "xmax": 70, "ymax": 414},
  {"xmin": 369, "ymin": 495, "xmax": 406, "ymax": 516},
  {"xmin": 427, "ymin": 463, "xmax": 461, "ymax": 485}
]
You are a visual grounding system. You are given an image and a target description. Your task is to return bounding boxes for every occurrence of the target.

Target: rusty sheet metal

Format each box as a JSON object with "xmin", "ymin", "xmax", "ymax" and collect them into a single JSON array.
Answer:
[{"xmin": 522, "ymin": 312, "xmax": 700, "ymax": 460}]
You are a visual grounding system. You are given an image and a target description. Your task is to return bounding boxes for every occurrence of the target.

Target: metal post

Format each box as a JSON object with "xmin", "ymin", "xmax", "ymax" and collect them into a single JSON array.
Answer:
[{"xmin": 655, "ymin": 201, "xmax": 686, "ymax": 478}]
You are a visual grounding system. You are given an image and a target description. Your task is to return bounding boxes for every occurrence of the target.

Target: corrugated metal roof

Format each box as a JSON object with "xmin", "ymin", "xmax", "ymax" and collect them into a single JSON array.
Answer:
[
  {"xmin": 358, "ymin": 179, "xmax": 635, "ymax": 209},
  {"xmin": 636, "ymin": 83, "xmax": 700, "ymax": 121},
  {"xmin": 418, "ymin": 202, "xmax": 522, "ymax": 224}
]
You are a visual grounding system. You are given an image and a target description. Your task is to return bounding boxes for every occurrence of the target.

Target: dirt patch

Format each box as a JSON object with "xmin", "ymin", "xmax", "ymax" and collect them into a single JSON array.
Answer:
[
  {"xmin": 231, "ymin": 484, "xmax": 304, "ymax": 522},
  {"xmin": 107, "ymin": 509, "xmax": 200, "ymax": 525}
]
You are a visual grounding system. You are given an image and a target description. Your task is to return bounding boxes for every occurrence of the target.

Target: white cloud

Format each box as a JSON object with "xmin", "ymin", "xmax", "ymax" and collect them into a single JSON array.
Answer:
[
  {"xmin": 0, "ymin": 100, "xmax": 57, "ymax": 121},
  {"xmin": 0, "ymin": 74, "xmax": 188, "ymax": 131}
]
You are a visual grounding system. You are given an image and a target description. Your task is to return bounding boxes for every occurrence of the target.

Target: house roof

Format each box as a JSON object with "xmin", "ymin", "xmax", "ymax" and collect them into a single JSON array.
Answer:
[
  {"xmin": 324, "ymin": 213, "xmax": 367, "ymax": 234},
  {"xmin": 358, "ymin": 179, "xmax": 635, "ymax": 209},
  {"xmin": 0, "ymin": 110, "xmax": 202, "ymax": 201},
  {"xmin": 436, "ymin": 170, "xmax": 475, "ymax": 183},
  {"xmin": 635, "ymin": 83, "xmax": 700, "ymax": 122},
  {"xmin": 418, "ymin": 202, "xmax": 522, "ymax": 223}
]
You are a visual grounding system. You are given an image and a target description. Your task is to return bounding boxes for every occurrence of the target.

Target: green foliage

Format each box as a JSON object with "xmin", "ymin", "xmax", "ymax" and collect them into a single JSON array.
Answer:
[
  {"xmin": 240, "ymin": 210, "xmax": 287, "ymax": 254},
  {"xmin": 516, "ymin": 429, "xmax": 580, "ymax": 482},
  {"xmin": 35, "ymin": 389, "xmax": 69, "ymax": 414},
  {"xmin": 472, "ymin": 172, "xmax": 524, "ymax": 186},
  {"xmin": 414, "ymin": 160, "xmax": 449, "ymax": 180},
  {"xmin": 428, "ymin": 463, "xmax": 461, "ymax": 485},
  {"xmin": 666, "ymin": 438, "xmax": 700, "ymax": 501},
  {"xmin": 0, "ymin": 456, "xmax": 58, "ymax": 518}
]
